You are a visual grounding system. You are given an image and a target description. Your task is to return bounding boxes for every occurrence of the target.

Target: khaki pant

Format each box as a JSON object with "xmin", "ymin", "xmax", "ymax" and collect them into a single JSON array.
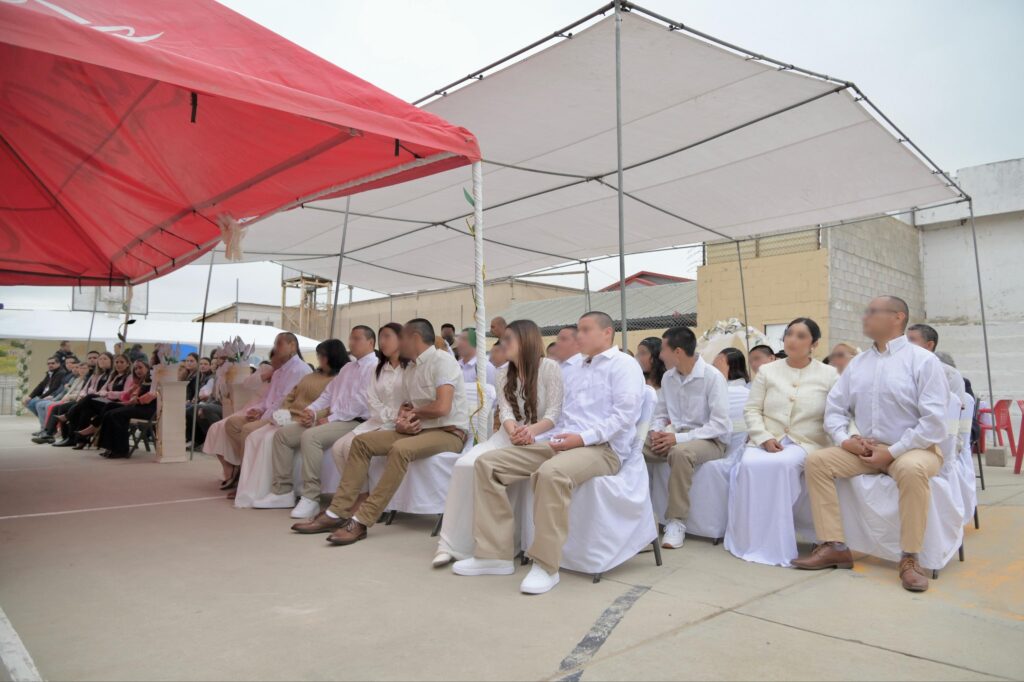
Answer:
[
  {"xmin": 805, "ymin": 445, "xmax": 942, "ymax": 554},
  {"xmin": 328, "ymin": 428, "xmax": 463, "ymax": 526},
  {"xmin": 224, "ymin": 413, "xmax": 271, "ymax": 464},
  {"xmin": 271, "ymin": 420, "xmax": 360, "ymax": 500},
  {"xmin": 474, "ymin": 443, "xmax": 620, "ymax": 574},
  {"xmin": 643, "ymin": 438, "xmax": 726, "ymax": 522}
]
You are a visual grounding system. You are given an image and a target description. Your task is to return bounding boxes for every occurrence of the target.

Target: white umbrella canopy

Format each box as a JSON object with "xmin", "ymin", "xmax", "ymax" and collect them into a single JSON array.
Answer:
[{"xmin": 235, "ymin": 8, "xmax": 960, "ymax": 295}]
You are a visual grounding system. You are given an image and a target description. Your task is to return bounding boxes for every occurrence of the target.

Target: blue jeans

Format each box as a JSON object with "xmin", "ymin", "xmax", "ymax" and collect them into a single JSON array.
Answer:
[
  {"xmin": 35, "ymin": 399, "xmax": 55, "ymax": 427},
  {"xmin": 25, "ymin": 397, "xmax": 42, "ymax": 424}
]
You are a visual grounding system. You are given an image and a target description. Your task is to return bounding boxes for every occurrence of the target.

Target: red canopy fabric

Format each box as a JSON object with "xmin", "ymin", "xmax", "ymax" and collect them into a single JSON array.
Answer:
[{"xmin": 0, "ymin": 0, "xmax": 480, "ymax": 286}]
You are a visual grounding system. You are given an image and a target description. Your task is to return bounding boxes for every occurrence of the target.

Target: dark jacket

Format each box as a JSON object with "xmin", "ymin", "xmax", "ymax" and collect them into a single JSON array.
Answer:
[{"xmin": 29, "ymin": 368, "xmax": 67, "ymax": 399}]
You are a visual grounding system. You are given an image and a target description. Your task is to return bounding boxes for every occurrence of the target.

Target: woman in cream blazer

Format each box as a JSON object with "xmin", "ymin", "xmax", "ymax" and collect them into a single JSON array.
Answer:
[{"xmin": 725, "ymin": 318, "xmax": 838, "ymax": 567}]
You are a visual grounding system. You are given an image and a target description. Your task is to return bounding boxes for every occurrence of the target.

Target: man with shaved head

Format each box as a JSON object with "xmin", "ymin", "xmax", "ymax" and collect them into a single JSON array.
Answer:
[
  {"xmin": 454, "ymin": 311, "xmax": 644, "ymax": 595},
  {"xmin": 794, "ymin": 295, "xmax": 950, "ymax": 593}
]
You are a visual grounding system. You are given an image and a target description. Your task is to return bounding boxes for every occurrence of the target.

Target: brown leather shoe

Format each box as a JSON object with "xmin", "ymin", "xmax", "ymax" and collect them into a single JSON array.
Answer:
[
  {"xmin": 326, "ymin": 519, "xmax": 367, "ymax": 546},
  {"xmin": 291, "ymin": 511, "xmax": 346, "ymax": 534},
  {"xmin": 791, "ymin": 542, "xmax": 854, "ymax": 570},
  {"xmin": 899, "ymin": 555, "xmax": 929, "ymax": 592}
]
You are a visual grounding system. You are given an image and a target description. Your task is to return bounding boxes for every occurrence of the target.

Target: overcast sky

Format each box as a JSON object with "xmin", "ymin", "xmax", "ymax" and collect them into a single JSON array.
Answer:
[{"xmin": 3, "ymin": 0, "xmax": 1021, "ymax": 318}]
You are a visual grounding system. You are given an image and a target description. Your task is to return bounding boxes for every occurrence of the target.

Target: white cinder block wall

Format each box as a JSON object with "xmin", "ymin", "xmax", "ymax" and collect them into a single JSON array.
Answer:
[{"xmin": 825, "ymin": 216, "xmax": 925, "ymax": 352}]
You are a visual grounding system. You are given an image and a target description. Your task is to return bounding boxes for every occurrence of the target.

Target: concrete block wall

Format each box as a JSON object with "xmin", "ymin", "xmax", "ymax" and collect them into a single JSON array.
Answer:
[{"xmin": 825, "ymin": 217, "xmax": 924, "ymax": 348}]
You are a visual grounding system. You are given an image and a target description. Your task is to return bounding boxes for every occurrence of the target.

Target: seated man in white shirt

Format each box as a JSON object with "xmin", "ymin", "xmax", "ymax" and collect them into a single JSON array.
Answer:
[
  {"xmin": 453, "ymin": 311, "xmax": 644, "ymax": 595},
  {"xmin": 643, "ymin": 326, "xmax": 731, "ymax": 549},
  {"xmin": 550, "ymin": 324, "xmax": 581, "ymax": 366},
  {"xmin": 223, "ymin": 333, "xmax": 312, "ymax": 458},
  {"xmin": 456, "ymin": 328, "xmax": 496, "ymax": 389},
  {"xmin": 310, "ymin": 319, "xmax": 469, "ymax": 546},
  {"xmin": 794, "ymin": 296, "xmax": 950, "ymax": 593},
  {"xmin": 255, "ymin": 326, "xmax": 379, "ymax": 519}
]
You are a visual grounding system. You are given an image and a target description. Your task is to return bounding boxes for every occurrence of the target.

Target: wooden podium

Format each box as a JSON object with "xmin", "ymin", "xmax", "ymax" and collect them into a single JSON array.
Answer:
[{"xmin": 155, "ymin": 378, "xmax": 188, "ymax": 463}]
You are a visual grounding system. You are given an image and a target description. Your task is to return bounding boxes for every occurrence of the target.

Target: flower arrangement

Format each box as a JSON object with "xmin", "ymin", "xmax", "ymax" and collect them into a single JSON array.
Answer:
[
  {"xmin": 218, "ymin": 336, "xmax": 255, "ymax": 364},
  {"xmin": 154, "ymin": 343, "xmax": 183, "ymax": 365},
  {"xmin": 700, "ymin": 318, "xmax": 769, "ymax": 346}
]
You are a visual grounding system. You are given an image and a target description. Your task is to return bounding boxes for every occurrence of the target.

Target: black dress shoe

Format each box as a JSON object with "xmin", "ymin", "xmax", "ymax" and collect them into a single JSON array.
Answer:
[
  {"xmin": 52, "ymin": 439, "xmax": 74, "ymax": 447},
  {"xmin": 32, "ymin": 435, "xmax": 55, "ymax": 444}
]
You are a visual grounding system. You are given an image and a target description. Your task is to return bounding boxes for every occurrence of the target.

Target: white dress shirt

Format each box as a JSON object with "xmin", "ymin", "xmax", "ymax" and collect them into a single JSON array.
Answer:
[
  {"xmin": 306, "ymin": 352, "xmax": 378, "ymax": 423},
  {"xmin": 458, "ymin": 354, "xmax": 496, "ymax": 389},
  {"xmin": 354, "ymin": 360, "xmax": 404, "ymax": 435},
  {"xmin": 825, "ymin": 335, "xmax": 950, "ymax": 457},
  {"xmin": 555, "ymin": 346, "xmax": 644, "ymax": 461},
  {"xmin": 652, "ymin": 356, "xmax": 731, "ymax": 446},
  {"xmin": 559, "ymin": 352, "xmax": 584, "ymax": 384},
  {"xmin": 257, "ymin": 354, "xmax": 312, "ymax": 420},
  {"xmin": 399, "ymin": 345, "xmax": 468, "ymax": 431}
]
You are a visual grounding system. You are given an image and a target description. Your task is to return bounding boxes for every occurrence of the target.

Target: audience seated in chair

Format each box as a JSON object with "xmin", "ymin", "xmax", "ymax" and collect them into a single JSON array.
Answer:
[
  {"xmin": 231, "ymin": 346, "xmax": 338, "ymax": 504},
  {"xmin": 453, "ymin": 311, "xmax": 643, "ymax": 595},
  {"xmin": 643, "ymin": 327, "xmax": 731, "ymax": 549},
  {"xmin": 221, "ymin": 332, "xmax": 311, "ymax": 479},
  {"xmin": 431, "ymin": 319, "xmax": 563, "ymax": 568},
  {"xmin": 724, "ymin": 318, "xmax": 838, "ymax": 566},
  {"xmin": 97, "ymin": 359, "xmax": 158, "ymax": 459},
  {"xmin": 793, "ymin": 295, "xmax": 950, "ymax": 593},
  {"xmin": 292, "ymin": 319, "xmax": 468, "ymax": 546},
  {"xmin": 66, "ymin": 353, "xmax": 133, "ymax": 450},
  {"xmin": 32, "ymin": 360, "xmax": 91, "ymax": 444},
  {"xmin": 255, "ymin": 329, "xmax": 377, "ymax": 519},
  {"xmin": 203, "ymin": 361, "xmax": 272, "ymax": 487},
  {"xmin": 25, "ymin": 355, "xmax": 67, "ymax": 432},
  {"xmin": 456, "ymin": 328, "xmax": 496, "ymax": 390}
]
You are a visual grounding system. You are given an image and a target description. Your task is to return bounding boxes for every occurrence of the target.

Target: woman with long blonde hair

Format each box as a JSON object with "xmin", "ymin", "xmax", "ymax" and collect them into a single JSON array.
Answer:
[{"xmin": 432, "ymin": 319, "xmax": 563, "ymax": 568}]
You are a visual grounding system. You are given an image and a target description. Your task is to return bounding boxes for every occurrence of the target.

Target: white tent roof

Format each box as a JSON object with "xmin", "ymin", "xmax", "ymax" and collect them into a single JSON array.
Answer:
[
  {"xmin": 236, "ymin": 7, "xmax": 962, "ymax": 295},
  {"xmin": 0, "ymin": 311, "xmax": 319, "ymax": 355}
]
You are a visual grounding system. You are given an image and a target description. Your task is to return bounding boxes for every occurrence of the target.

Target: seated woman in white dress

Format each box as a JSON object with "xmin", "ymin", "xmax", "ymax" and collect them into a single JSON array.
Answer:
[
  {"xmin": 724, "ymin": 318, "xmax": 838, "ymax": 566},
  {"xmin": 432, "ymin": 319, "xmax": 563, "ymax": 568},
  {"xmin": 232, "ymin": 341, "xmax": 343, "ymax": 506},
  {"xmin": 327, "ymin": 322, "xmax": 407, "ymax": 514},
  {"xmin": 713, "ymin": 346, "xmax": 752, "ymax": 438}
]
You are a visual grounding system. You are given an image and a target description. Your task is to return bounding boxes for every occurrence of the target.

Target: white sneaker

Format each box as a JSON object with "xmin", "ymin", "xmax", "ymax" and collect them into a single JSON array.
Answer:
[
  {"xmin": 252, "ymin": 492, "xmax": 296, "ymax": 509},
  {"xmin": 432, "ymin": 551, "xmax": 454, "ymax": 568},
  {"xmin": 520, "ymin": 563, "xmax": 560, "ymax": 594},
  {"xmin": 290, "ymin": 496, "xmax": 320, "ymax": 519},
  {"xmin": 452, "ymin": 557, "xmax": 515, "ymax": 576},
  {"xmin": 662, "ymin": 519, "xmax": 686, "ymax": 549}
]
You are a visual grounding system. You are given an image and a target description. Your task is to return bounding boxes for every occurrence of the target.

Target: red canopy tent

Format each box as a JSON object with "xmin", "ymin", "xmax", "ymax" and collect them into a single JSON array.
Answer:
[{"xmin": 0, "ymin": 0, "xmax": 480, "ymax": 286}]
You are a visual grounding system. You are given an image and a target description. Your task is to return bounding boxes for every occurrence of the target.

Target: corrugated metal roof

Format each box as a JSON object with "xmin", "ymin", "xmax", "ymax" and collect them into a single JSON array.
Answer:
[{"xmin": 494, "ymin": 281, "xmax": 697, "ymax": 334}]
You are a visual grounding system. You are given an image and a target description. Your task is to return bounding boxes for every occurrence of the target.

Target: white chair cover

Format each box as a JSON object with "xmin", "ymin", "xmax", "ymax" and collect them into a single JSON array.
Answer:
[
  {"xmin": 368, "ymin": 385, "xmax": 495, "ymax": 515},
  {"xmin": 233, "ymin": 424, "xmax": 280, "ymax": 508},
  {"xmin": 834, "ymin": 395, "xmax": 967, "ymax": 570},
  {"xmin": 955, "ymin": 394, "xmax": 978, "ymax": 526},
  {"xmin": 518, "ymin": 386, "xmax": 659, "ymax": 576},
  {"xmin": 685, "ymin": 423, "xmax": 749, "ymax": 539}
]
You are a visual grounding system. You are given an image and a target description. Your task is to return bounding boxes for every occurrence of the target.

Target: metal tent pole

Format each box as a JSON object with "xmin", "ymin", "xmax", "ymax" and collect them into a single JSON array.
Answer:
[
  {"xmin": 190, "ymin": 248, "xmax": 216, "ymax": 460},
  {"xmin": 734, "ymin": 241, "xmax": 751, "ymax": 353},
  {"xmin": 968, "ymin": 200, "xmax": 994, "ymax": 405},
  {"xmin": 613, "ymin": 0, "xmax": 628, "ymax": 350},
  {"xmin": 471, "ymin": 161, "xmax": 487, "ymax": 442},
  {"xmin": 328, "ymin": 196, "xmax": 352, "ymax": 338},
  {"xmin": 584, "ymin": 261, "xmax": 592, "ymax": 312},
  {"xmin": 85, "ymin": 286, "xmax": 98, "ymax": 352}
]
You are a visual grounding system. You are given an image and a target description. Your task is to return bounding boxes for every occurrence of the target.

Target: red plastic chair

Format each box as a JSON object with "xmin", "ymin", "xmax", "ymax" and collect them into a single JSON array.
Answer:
[{"xmin": 1016, "ymin": 400, "xmax": 1024, "ymax": 475}]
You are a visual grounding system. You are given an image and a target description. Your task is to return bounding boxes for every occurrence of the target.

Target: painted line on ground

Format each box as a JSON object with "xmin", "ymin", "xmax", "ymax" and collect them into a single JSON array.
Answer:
[
  {"xmin": 0, "ymin": 496, "xmax": 225, "ymax": 521},
  {"xmin": 0, "ymin": 605, "xmax": 43, "ymax": 682},
  {"xmin": 554, "ymin": 585, "xmax": 650, "ymax": 681}
]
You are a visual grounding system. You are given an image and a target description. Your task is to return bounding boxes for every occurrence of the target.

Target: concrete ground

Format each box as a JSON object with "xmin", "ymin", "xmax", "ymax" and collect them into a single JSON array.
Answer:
[{"xmin": 0, "ymin": 415, "xmax": 1021, "ymax": 682}]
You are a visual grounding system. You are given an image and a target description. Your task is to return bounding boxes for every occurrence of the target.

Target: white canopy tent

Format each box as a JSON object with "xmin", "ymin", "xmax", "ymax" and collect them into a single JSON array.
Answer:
[
  {"xmin": 218, "ymin": 2, "xmax": 991, "ymax": 399},
  {"xmin": 0, "ymin": 310, "xmax": 320, "ymax": 357}
]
